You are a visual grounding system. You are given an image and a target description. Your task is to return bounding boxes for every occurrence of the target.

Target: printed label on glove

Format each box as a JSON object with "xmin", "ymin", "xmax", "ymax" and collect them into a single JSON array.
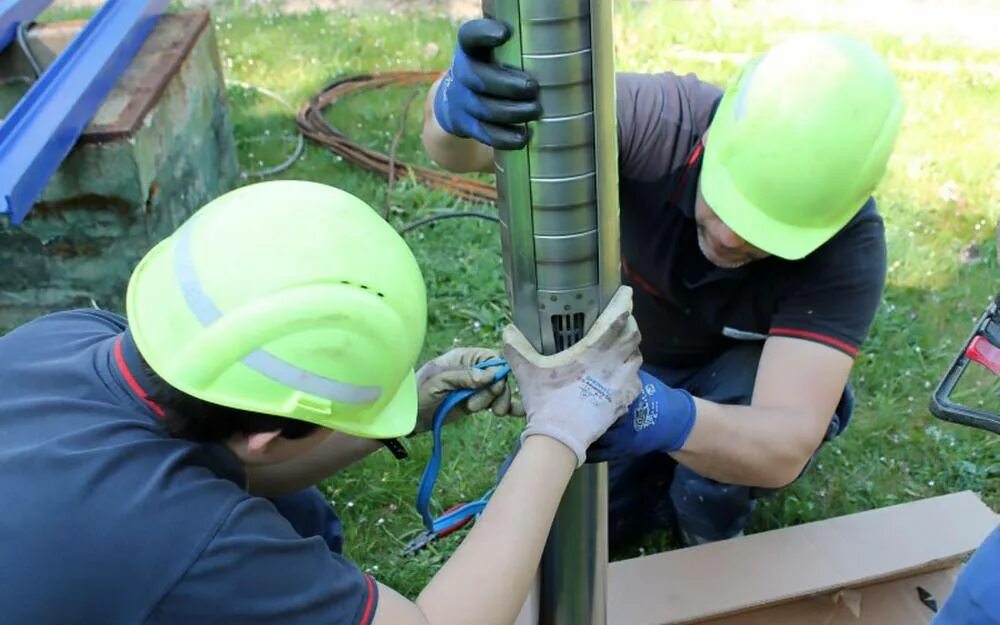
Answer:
[
  {"xmin": 632, "ymin": 386, "xmax": 659, "ymax": 432},
  {"xmin": 579, "ymin": 375, "xmax": 613, "ymax": 405}
]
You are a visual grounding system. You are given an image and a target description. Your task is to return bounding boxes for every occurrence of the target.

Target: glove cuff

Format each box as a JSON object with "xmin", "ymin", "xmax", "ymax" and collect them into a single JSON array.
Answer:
[
  {"xmin": 520, "ymin": 425, "xmax": 586, "ymax": 468},
  {"xmin": 629, "ymin": 372, "xmax": 698, "ymax": 453},
  {"xmin": 661, "ymin": 388, "xmax": 696, "ymax": 452},
  {"xmin": 432, "ymin": 73, "xmax": 466, "ymax": 138}
]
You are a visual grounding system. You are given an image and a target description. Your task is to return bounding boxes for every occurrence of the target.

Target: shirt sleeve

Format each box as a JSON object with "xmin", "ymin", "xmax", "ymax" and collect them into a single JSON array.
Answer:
[
  {"xmin": 616, "ymin": 72, "xmax": 722, "ymax": 183},
  {"xmin": 769, "ymin": 201, "xmax": 888, "ymax": 357},
  {"xmin": 8, "ymin": 308, "xmax": 127, "ymax": 340},
  {"xmin": 146, "ymin": 498, "xmax": 378, "ymax": 625}
]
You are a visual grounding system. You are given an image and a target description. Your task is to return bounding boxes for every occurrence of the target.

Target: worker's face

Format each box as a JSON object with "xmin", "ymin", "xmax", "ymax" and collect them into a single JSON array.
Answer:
[{"xmin": 693, "ymin": 179, "xmax": 770, "ymax": 269}]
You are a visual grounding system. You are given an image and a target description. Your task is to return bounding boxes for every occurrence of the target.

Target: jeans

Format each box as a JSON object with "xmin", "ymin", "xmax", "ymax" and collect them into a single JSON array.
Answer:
[{"xmin": 608, "ymin": 342, "xmax": 854, "ymax": 547}]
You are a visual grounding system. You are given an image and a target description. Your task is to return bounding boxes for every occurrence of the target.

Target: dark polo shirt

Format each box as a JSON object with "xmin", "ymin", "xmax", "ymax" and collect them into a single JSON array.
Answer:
[{"xmin": 0, "ymin": 310, "xmax": 377, "ymax": 625}]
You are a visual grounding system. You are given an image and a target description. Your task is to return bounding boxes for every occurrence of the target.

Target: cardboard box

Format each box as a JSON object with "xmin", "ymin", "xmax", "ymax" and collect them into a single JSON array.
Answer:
[{"xmin": 607, "ymin": 491, "xmax": 997, "ymax": 625}]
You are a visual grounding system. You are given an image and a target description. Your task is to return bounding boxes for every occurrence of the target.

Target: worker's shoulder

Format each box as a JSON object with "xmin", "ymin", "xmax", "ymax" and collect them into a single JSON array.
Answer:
[
  {"xmin": 828, "ymin": 197, "xmax": 887, "ymax": 252},
  {"xmin": 616, "ymin": 70, "xmax": 718, "ymax": 88},
  {"xmin": 798, "ymin": 197, "xmax": 887, "ymax": 281},
  {"xmin": 0, "ymin": 431, "xmax": 253, "ymax": 623},
  {"xmin": 2, "ymin": 308, "xmax": 126, "ymax": 346},
  {"xmin": 616, "ymin": 70, "xmax": 723, "ymax": 106}
]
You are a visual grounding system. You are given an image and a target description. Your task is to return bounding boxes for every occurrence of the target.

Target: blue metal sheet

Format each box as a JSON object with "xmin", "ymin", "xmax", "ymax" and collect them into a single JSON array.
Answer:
[
  {"xmin": 0, "ymin": 0, "xmax": 169, "ymax": 223},
  {"xmin": 0, "ymin": 0, "xmax": 52, "ymax": 50}
]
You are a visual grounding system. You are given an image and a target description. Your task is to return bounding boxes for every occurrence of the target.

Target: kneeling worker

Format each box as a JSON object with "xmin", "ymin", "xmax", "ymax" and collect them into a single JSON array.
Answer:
[
  {"xmin": 423, "ymin": 21, "xmax": 904, "ymax": 545},
  {"xmin": 0, "ymin": 180, "xmax": 642, "ymax": 625}
]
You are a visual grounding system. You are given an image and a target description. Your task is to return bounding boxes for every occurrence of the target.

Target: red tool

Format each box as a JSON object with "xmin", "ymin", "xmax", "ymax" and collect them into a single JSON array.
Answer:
[
  {"xmin": 930, "ymin": 294, "xmax": 1000, "ymax": 433},
  {"xmin": 402, "ymin": 504, "xmax": 475, "ymax": 556}
]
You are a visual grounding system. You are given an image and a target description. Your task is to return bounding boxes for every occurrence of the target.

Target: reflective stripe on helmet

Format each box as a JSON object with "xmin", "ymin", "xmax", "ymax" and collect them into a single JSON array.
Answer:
[{"xmin": 174, "ymin": 223, "xmax": 382, "ymax": 405}]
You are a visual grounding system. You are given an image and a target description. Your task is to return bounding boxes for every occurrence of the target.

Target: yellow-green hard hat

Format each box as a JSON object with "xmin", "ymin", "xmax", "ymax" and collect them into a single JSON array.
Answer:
[
  {"xmin": 701, "ymin": 33, "xmax": 904, "ymax": 260},
  {"xmin": 126, "ymin": 180, "xmax": 428, "ymax": 439}
]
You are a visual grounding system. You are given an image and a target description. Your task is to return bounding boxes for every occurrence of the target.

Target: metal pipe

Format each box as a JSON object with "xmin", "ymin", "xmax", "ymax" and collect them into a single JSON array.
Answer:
[
  {"xmin": 0, "ymin": 0, "xmax": 52, "ymax": 51},
  {"xmin": 0, "ymin": 0, "xmax": 169, "ymax": 223},
  {"xmin": 485, "ymin": 0, "xmax": 619, "ymax": 623}
]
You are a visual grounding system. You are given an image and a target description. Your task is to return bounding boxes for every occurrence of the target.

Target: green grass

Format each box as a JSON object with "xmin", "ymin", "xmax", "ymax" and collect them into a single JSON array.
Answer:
[{"xmin": 36, "ymin": 0, "xmax": 1000, "ymax": 597}]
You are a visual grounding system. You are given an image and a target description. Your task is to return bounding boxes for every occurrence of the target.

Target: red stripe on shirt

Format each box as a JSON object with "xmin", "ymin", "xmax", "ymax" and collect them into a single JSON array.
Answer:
[
  {"xmin": 769, "ymin": 327, "xmax": 859, "ymax": 357},
  {"xmin": 622, "ymin": 258, "xmax": 668, "ymax": 302},
  {"xmin": 113, "ymin": 336, "xmax": 166, "ymax": 418},
  {"xmin": 359, "ymin": 575, "xmax": 377, "ymax": 625},
  {"xmin": 626, "ymin": 142, "xmax": 704, "ymax": 303},
  {"xmin": 668, "ymin": 141, "xmax": 704, "ymax": 207}
]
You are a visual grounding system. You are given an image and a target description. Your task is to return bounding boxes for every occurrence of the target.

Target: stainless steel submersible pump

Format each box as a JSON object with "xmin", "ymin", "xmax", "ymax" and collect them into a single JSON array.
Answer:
[{"xmin": 484, "ymin": 0, "xmax": 620, "ymax": 623}]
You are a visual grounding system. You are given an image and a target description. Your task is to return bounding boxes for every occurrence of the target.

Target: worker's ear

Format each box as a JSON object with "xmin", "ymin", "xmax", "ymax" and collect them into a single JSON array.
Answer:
[{"xmin": 245, "ymin": 430, "xmax": 283, "ymax": 455}]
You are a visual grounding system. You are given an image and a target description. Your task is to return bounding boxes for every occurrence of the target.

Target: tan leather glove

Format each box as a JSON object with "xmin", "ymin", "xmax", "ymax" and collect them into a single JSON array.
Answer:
[
  {"xmin": 413, "ymin": 347, "xmax": 525, "ymax": 435},
  {"xmin": 502, "ymin": 286, "xmax": 643, "ymax": 466}
]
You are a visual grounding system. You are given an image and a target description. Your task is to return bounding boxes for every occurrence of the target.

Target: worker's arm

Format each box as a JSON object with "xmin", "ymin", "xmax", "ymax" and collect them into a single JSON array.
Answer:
[
  {"xmin": 421, "ymin": 19, "xmax": 541, "ymax": 173},
  {"xmin": 590, "ymin": 336, "xmax": 852, "ymax": 488},
  {"xmin": 374, "ymin": 435, "xmax": 576, "ymax": 625},
  {"xmin": 673, "ymin": 337, "xmax": 852, "ymax": 488},
  {"xmin": 372, "ymin": 286, "xmax": 643, "ymax": 625},
  {"xmin": 246, "ymin": 348, "xmax": 522, "ymax": 497},
  {"xmin": 422, "ymin": 77, "xmax": 495, "ymax": 173}
]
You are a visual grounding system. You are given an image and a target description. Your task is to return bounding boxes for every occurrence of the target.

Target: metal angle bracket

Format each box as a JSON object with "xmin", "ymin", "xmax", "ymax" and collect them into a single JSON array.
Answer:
[
  {"xmin": 0, "ymin": 0, "xmax": 52, "ymax": 50},
  {"xmin": 0, "ymin": 0, "xmax": 169, "ymax": 224}
]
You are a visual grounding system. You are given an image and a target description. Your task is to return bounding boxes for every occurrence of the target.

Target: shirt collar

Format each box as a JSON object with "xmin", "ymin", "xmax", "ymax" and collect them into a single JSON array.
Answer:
[
  {"xmin": 675, "ymin": 142, "xmax": 704, "ymax": 220},
  {"xmin": 673, "ymin": 142, "xmax": 751, "ymax": 285},
  {"xmin": 97, "ymin": 330, "xmax": 248, "ymax": 489},
  {"xmin": 93, "ymin": 330, "xmax": 163, "ymax": 420},
  {"xmin": 111, "ymin": 330, "xmax": 166, "ymax": 419}
]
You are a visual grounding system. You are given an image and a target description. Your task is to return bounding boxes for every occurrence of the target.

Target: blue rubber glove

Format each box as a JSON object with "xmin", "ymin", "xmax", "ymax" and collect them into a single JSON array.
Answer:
[
  {"xmin": 587, "ymin": 370, "xmax": 697, "ymax": 463},
  {"xmin": 433, "ymin": 18, "xmax": 542, "ymax": 150}
]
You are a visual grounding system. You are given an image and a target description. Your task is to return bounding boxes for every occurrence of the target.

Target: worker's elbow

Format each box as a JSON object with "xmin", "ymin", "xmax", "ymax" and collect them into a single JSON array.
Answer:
[
  {"xmin": 761, "ymin": 465, "xmax": 804, "ymax": 489},
  {"xmin": 759, "ymin": 448, "xmax": 815, "ymax": 489}
]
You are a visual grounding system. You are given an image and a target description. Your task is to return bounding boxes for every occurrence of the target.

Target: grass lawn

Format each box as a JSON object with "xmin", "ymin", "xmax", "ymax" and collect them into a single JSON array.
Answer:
[{"xmin": 40, "ymin": 0, "xmax": 1000, "ymax": 597}]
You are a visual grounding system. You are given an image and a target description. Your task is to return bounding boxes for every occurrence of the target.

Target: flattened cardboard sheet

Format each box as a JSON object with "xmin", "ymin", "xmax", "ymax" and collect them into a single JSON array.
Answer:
[
  {"xmin": 608, "ymin": 491, "xmax": 997, "ymax": 625},
  {"xmin": 698, "ymin": 568, "xmax": 959, "ymax": 625}
]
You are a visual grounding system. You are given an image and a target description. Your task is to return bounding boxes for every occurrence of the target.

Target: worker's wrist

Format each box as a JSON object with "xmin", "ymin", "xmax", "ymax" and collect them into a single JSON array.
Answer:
[
  {"xmin": 519, "ymin": 424, "xmax": 586, "ymax": 467},
  {"xmin": 629, "ymin": 371, "xmax": 697, "ymax": 453},
  {"xmin": 661, "ymin": 387, "xmax": 696, "ymax": 452},
  {"xmin": 432, "ymin": 73, "xmax": 465, "ymax": 139},
  {"xmin": 520, "ymin": 433, "xmax": 578, "ymax": 472}
]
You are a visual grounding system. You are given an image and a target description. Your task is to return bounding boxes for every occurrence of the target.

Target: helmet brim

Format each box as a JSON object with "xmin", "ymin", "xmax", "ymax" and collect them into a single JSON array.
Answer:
[
  {"xmin": 700, "ymin": 144, "xmax": 856, "ymax": 261},
  {"xmin": 347, "ymin": 367, "xmax": 419, "ymax": 439}
]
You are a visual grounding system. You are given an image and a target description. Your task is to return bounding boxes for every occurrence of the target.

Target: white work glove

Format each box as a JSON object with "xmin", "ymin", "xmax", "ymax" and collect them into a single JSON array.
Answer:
[
  {"xmin": 502, "ymin": 286, "xmax": 643, "ymax": 466},
  {"xmin": 413, "ymin": 347, "xmax": 525, "ymax": 435}
]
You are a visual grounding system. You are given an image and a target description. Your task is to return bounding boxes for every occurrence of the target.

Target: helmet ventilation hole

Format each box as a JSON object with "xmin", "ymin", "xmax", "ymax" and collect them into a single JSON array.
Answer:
[{"xmin": 337, "ymin": 279, "xmax": 385, "ymax": 298}]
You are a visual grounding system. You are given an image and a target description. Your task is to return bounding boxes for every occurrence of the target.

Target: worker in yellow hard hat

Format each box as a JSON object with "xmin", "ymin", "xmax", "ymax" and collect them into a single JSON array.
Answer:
[
  {"xmin": 0, "ymin": 180, "xmax": 642, "ymax": 625},
  {"xmin": 425, "ymin": 23, "xmax": 904, "ymax": 546}
]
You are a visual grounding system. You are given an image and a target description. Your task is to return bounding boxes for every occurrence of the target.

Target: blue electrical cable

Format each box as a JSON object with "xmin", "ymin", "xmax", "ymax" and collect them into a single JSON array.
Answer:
[{"xmin": 415, "ymin": 359, "xmax": 510, "ymax": 536}]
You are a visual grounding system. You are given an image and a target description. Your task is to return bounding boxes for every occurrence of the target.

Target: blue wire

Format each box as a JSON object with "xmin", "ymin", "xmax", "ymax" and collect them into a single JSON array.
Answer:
[{"xmin": 416, "ymin": 359, "xmax": 510, "ymax": 534}]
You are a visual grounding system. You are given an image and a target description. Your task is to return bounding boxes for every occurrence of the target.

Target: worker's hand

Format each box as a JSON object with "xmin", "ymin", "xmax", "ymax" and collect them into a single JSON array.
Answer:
[
  {"xmin": 587, "ymin": 370, "xmax": 697, "ymax": 463},
  {"xmin": 414, "ymin": 347, "xmax": 524, "ymax": 435},
  {"xmin": 433, "ymin": 18, "xmax": 543, "ymax": 150},
  {"xmin": 503, "ymin": 286, "xmax": 644, "ymax": 466}
]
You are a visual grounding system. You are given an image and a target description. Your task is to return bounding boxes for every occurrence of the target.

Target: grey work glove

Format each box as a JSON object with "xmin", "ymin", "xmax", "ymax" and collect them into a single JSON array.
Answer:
[
  {"xmin": 413, "ymin": 347, "xmax": 525, "ymax": 435},
  {"xmin": 503, "ymin": 286, "xmax": 644, "ymax": 466}
]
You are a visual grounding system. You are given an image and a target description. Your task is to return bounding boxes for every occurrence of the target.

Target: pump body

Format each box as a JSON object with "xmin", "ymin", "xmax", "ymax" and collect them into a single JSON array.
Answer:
[{"xmin": 483, "ymin": 0, "xmax": 620, "ymax": 623}]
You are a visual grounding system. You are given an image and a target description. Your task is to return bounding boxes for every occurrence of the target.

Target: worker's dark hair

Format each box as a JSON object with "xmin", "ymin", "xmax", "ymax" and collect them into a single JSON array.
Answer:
[{"xmin": 137, "ymin": 355, "xmax": 320, "ymax": 443}]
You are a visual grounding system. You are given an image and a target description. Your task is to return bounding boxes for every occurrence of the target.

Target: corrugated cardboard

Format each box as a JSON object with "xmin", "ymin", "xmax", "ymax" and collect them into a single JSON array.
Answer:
[
  {"xmin": 607, "ymin": 491, "xmax": 997, "ymax": 625},
  {"xmin": 695, "ymin": 569, "xmax": 959, "ymax": 624}
]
